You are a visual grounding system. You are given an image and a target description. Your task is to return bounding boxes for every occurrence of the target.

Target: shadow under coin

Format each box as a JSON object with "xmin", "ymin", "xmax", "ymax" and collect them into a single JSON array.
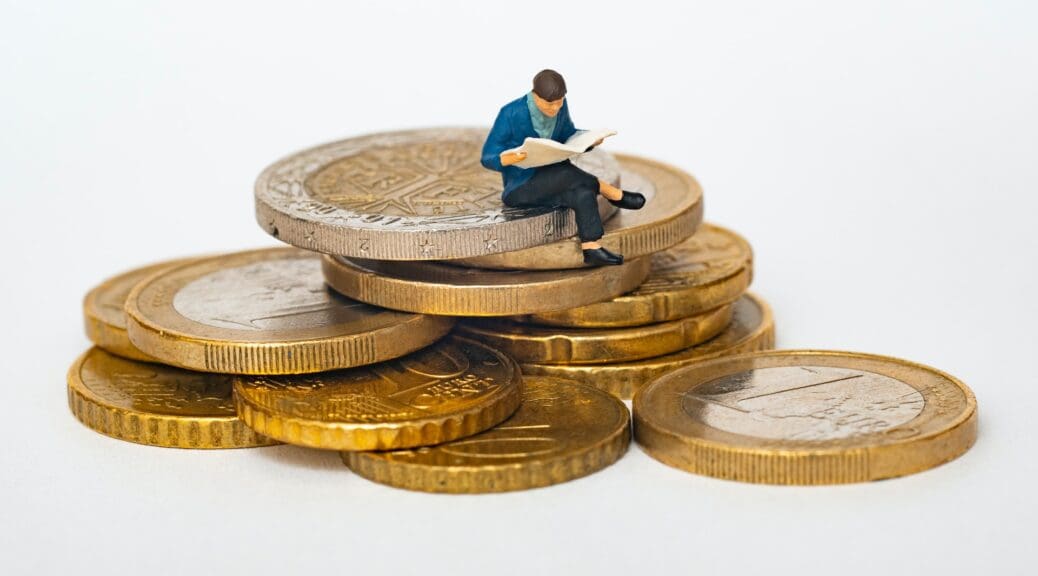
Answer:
[{"xmin": 254, "ymin": 444, "xmax": 346, "ymax": 472}]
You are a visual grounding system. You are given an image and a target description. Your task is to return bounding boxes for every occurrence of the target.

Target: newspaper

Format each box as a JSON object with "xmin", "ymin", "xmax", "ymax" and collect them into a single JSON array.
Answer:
[{"xmin": 504, "ymin": 129, "xmax": 617, "ymax": 169}]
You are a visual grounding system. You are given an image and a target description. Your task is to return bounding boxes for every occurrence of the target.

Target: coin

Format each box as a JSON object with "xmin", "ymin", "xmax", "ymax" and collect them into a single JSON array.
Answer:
[
  {"xmin": 321, "ymin": 254, "xmax": 652, "ymax": 316},
  {"xmin": 67, "ymin": 348, "xmax": 277, "ymax": 449},
  {"xmin": 515, "ymin": 223, "xmax": 752, "ymax": 327},
  {"xmin": 255, "ymin": 127, "xmax": 620, "ymax": 260},
  {"xmin": 83, "ymin": 257, "xmax": 196, "ymax": 362},
  {"xmin": 455, "ymin": 304, "xmax": 733, "ymax": 365},
  {"xmin": 344, "ymin": 376, "xmax": 630, "ymax": 493},
  {"xmin": 633, "ymin": 350, "xmax": 978, "ymax": 485},
  {"xmin": 125, "ymin": 247, "xmax": 455, "ymax": 374},
  {"xmin": 453, "ymin": 154, "xmax": 704, "ymax": 270},
  {"xmin": 519, "ymin": 293, "xmax": 774, "ymax": 399},
  {"xmin": 233, "ymin": 336, "xmax": 522, "ymax": 451}
]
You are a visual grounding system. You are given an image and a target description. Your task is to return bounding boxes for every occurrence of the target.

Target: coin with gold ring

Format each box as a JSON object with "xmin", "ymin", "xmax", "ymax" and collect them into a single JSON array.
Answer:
[
  {"xmin": 67, "ymin": 347, "xmax": 277, "ymax": 449},
  {"xmin": 456, "ymin": 303, "xmax": 733, "ymax": 365},
  {"xmin": 520, "ymin": 293, "xmax": 775, "ymax": 399},
  {"xmin": 452, "ymin": 153, "xmax": 704, "ymax": 270},
  {"xmin": 83, "ymin": 256, "xmax": 197, "ymax": 362},
  {"xmin": 255, "ymin": 127, "xmax": 620, "ymax": 260},
  {"xmin": 515, "ymin": 223, "xmax": 752, "ymax": 328},
  {"xmin": 344, "ymin": 376, "xmax": 630, "ymax": 493},
  {"xmin": 233, "ymin": 335, "xmax": 522, "ymax": 451},
  {"xmin": 125, "ymin": 247, "xmax": 455, "ymax": 374},
  {"xmin": 322, "ymin": 254, "xmax": 651, "ymax": 317},
  {"xmin": 633, "ymin": 350, "xmax": 978, "ymax": 485}
]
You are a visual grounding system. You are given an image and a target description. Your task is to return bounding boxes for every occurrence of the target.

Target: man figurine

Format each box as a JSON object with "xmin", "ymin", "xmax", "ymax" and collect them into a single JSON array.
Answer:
[{"xmin": 481, "ymin": 69, "xmax": 646, "ymax": 266}]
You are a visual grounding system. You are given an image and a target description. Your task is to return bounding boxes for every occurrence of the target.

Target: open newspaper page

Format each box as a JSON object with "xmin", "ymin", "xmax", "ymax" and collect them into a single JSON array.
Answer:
[{"xmin": 505, "ymin": 129, "xmax": 616, "ymax": 169}]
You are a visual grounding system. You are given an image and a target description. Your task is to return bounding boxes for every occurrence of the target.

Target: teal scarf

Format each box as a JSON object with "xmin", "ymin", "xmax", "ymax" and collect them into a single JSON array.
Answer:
[{"xmin": 526, "ymin": 92, "xmax": 557, "ymax": 139}]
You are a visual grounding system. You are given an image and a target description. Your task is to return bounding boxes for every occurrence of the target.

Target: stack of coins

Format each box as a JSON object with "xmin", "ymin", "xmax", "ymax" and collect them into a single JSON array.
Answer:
[{"xmin": 70, "ymin": 127, "xmax": 976, "ymax": 490}]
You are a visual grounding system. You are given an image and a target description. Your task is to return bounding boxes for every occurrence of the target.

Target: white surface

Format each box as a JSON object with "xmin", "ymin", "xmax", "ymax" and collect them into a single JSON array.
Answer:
[{"xmin": 2, "ymin": 1, "xmax": 1036, "ymax": 574}]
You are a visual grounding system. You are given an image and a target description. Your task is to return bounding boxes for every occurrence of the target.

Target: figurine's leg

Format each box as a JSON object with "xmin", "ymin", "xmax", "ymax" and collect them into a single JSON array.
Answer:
[
  {"xmin": 598, "ymin": 179, "xmax": 623, "ymax": 201},
  {"xmin": 562, "ymin": 163, "xmax": 646, "ymax": 210},
  {"xmin": 556, "ymin": 182, "xmax": 605, "ymax": 244}
]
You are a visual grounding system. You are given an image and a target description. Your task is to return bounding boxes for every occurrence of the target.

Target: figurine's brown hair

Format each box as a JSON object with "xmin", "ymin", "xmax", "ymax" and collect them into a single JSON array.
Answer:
[{"xmin": 533, "ymin": 69, "xmax": 567, "ymax": 101}]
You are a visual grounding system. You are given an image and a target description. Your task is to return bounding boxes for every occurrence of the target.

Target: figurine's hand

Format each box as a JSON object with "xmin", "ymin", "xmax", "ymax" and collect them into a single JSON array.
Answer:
[{"xmin": 500, "ymin": 151, "xmax": 527, "ymax": 166}]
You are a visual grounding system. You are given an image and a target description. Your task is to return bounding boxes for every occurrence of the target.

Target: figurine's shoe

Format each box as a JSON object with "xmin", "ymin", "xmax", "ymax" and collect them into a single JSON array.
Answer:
[
  {"xmin": 582, "ymin": 247, "xmax": 624, "ymax": 266},
  {"xmin": 608, "ymin": 191, "xmax": 646, "ymax": 210}
]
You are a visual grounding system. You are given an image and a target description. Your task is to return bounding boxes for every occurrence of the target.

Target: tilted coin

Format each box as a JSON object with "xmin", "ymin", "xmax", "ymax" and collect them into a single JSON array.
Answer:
[
  {"xmin": 453, "ymin": 154, "xmax": 704, "ymax": 270},
  {"xmin": 125, "ymin": 248, "xmax": 455, "ymax": 374},
  {"xmin": 456, "ymin": 304, "xmax": 733, "ymax": 365},
  {"xmin": 633, "ymin": 350, "xmax": 978, "ymax": 485},
  {"xmin": 233, "ymin": 336, "xmax": 522, "ymax": 451},
  {"xmin": 516, "ymin": 223, "xmax": 753, "ymax": 328},
  {"xmin": 344, "ymin": 376, "xmax": 630, "ymax": 493},
  {"xmin": 83, "ymin": 256, "xmax": 197, "ymax": 362},
  {"xmin": 321, "ymin": 255, "xmax": 651, "ymax": 316},
  {"xmin": 67, "ymin": 348, "xmax": 277, "ymax": 449},
  {"xmin": 255, "ymin": 127, "xmax": 620, "ymax": 260},
  {"xmin": 520, "ymin": 293, "xmax": 775, "ymax": 399}
]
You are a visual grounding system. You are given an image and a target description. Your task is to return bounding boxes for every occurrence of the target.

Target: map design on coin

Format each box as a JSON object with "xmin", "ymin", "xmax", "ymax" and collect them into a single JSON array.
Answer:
[
  {"xmin": 633, "ymin": 350, "xmax": 977, "ymax": 484},
  {"xmin": 306, "ymin": 138, "xmax": 503, "ymax": 218},
  {"xmin": 255, "ymin": 128, "xmax": 620, "ymax": 259},
  {"xmin": 172, "ymin": 257, "xmax": 369, "ymax": 331},
  {"xmin": 683, "ymin": 366, "xmax": 925, "ymax": 441}
]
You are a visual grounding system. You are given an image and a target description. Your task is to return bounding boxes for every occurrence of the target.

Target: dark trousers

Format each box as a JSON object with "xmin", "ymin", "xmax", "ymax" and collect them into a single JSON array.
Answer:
[{"xmin": 503, "ymin": 161, "xmax": 604, "ymax": 242}]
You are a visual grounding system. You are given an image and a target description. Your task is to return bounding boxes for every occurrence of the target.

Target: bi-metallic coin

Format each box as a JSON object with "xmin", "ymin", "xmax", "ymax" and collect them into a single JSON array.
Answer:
[
  {"xmin": 633, "ymin": 350, "xmax": 978, "ymax": 484},
  {"xmin": 125, "ymin": 248, "xmax": 454, "ymax": 374}
]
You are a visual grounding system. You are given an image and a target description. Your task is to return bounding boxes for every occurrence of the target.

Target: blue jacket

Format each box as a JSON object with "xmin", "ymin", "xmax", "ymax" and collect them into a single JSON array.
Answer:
[{"xmin": 481, "ymin": 94, "xmax": 578, "ymax": 199}]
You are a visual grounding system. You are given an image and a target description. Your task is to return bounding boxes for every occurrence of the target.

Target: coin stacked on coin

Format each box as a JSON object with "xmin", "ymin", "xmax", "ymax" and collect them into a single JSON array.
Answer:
[{"xmin": 70, "ymin": 127, "xmax": 977, "ymax": 490}]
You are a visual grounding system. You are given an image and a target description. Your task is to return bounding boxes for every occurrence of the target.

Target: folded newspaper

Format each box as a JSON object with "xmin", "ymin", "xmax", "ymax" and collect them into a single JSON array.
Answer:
[{"xmin": 504, "ymin": 129, "xmax": 617, "ymax": 169}]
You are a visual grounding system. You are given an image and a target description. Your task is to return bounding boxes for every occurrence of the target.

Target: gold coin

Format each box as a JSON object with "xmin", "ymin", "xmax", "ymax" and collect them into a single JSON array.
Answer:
[
  {"xmin": 455, "ymin": 304, "xmax": 733, "ymax": 365},
  {"xmin": 67, "ymin": 347, "xmax": 277, "ymax": 449},
  {"xmin": 344, "ymin": 376, "xmax": 630, "ymax": 493},
  {"xmin": 633, "ymin": 350, "xmax": 978, "ymax": 485},
  {"xmin": 516, "ymin": 223, "xmax": 752, "ymax": 328},
  {"xmin": 321, "ymin": 254, "xmax": 651, "ymax": 316},
  {"xmin": 453, "ymin": 154, "xmax": 704, "ymax": 270},
  {"xmin": 83, "ymin": 257, "xmax": 195, "ymax": 361},
  {"xmin": 125, "ymin": 247, "xmax": 454, "ymax": 374},
  {"xmin": 233, "ymin": 335, "xmax": 522, "ymax": 451},
  {"xmin": 520, "ymin": 293, "xmax": 775, "ymax": 399}
]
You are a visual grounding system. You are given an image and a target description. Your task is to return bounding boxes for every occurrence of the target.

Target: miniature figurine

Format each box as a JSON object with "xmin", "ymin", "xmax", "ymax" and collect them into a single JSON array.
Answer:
[{"xmin": 481, "ymin": 69, "xmax": 646, "ymax": 266}]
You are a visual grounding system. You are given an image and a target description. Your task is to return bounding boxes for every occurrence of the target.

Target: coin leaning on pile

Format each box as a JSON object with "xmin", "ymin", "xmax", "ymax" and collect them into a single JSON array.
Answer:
[{"xmin": 66, "ymin": 126, "xmax": 977, "ymax": 489}]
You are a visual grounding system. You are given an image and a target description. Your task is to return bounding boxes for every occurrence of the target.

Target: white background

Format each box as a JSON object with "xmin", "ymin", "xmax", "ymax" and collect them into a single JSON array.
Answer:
[{"xmin": 2, "ymin": 1, "xmax": 1036, "ymax": 574}]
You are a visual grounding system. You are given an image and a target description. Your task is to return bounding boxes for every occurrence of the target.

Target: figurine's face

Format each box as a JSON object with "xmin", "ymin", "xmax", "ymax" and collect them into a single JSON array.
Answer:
[{"xmin": 533, "ymin": 93, "xmax": 564, "ymax": 117}]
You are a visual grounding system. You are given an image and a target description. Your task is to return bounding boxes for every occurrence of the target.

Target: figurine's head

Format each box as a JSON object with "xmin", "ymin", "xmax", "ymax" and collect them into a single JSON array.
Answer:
[{"xmin": 532, "ymin": 69, "xmax": 566, "ymax": 117}]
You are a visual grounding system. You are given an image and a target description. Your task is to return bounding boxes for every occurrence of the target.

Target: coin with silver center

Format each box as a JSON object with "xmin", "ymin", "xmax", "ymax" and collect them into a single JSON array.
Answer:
[
  {"xmin": 83, "ymin": 256, "xmax": 197, "ymax": 362},
  {"xmin": 633, "ymin": 350, "xmax": 978, "ymax": 485},
  {"xmin": 255, "ymin": 127, "xmax": 620, "ymax": 260},
  {"xmin": 452, "ymin": 154, "xmax": 704, "ymax": 270},
  {"xmin": 125, "ymin": 248, "xmax": 455, "ymax": 375}
]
